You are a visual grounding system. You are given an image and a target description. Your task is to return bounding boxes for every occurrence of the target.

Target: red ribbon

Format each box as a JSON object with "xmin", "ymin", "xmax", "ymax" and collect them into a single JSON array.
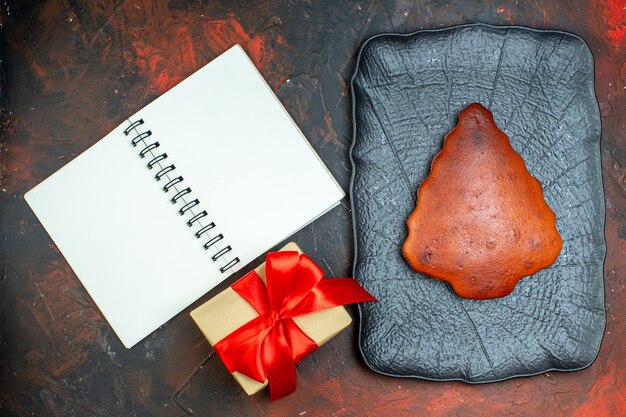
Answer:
[{"xmin": 213, "ymin": 251, "xmax": 376, "ymax": 400}]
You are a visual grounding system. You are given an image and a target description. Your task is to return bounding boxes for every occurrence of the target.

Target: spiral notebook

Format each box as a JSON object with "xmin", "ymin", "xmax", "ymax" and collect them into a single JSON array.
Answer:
[{"xmin": 25, "ymin": 45, "xmax": 344, "ymax": 348}]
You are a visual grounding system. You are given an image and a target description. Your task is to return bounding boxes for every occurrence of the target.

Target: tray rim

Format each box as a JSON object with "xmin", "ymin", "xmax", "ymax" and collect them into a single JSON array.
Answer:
[{"xmin": 348, "ymin": 22, "xmax": 607, "ymax": 383}]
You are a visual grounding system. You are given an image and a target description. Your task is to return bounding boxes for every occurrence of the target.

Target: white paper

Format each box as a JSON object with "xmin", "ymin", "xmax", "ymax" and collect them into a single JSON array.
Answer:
[{"xmin": 25, "ymin": 45, "xmax": 344, "ymax": 348}]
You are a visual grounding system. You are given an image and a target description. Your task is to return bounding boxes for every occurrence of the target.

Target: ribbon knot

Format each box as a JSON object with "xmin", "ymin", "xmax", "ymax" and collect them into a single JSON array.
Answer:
[
  {"xmin": 213, "ymin": 251, "xmax": 376, "ymax": 400},
  {"xmin": 266, "ymin": 311, "xmax": 279, "ymax": 325}
]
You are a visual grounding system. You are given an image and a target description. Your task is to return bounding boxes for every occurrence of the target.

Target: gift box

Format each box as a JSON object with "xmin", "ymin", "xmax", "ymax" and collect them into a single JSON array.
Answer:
[{"xmin": 190, "ymin": 242, "xmax": 375, "ymax": 399}]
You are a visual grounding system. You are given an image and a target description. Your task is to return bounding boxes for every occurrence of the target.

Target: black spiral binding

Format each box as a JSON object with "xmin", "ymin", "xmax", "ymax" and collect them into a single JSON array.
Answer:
[{"xmin": 124, "ymin": 118, "xmax": 240, "ymax": 273}]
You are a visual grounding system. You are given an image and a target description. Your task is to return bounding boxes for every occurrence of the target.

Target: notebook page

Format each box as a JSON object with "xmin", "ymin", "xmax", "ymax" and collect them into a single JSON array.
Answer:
[
  {"xmin": 133, "ymin": 45, "xmax": 345, "ymax": 271},
  {"xmin": 25, "ymin": 124, "xmax": 223, "ymax": 348}
]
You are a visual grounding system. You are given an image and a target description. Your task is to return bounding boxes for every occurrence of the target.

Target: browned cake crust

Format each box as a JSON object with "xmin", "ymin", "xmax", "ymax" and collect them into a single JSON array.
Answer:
[{"xmin": 402, "ymin": 103, "xmax": 563, "ymax": 299}]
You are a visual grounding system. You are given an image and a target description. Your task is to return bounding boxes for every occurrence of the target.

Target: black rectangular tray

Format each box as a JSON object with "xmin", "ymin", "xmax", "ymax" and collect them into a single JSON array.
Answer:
[{"xmin": 349, "ymin": 23, "xmax": 605, "ymax": 382}]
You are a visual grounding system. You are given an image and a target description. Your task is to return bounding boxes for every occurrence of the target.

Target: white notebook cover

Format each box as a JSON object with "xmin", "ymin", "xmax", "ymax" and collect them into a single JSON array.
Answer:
[{"xmin": 25, "ymin": 45, "xmax": 344, "ymax": 348}]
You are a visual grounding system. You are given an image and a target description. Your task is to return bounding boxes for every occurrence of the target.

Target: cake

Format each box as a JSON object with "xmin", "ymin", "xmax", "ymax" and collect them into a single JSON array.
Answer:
[{"xmin": 402, "ymin": 103, "xmax": 563, "ymax": 299}]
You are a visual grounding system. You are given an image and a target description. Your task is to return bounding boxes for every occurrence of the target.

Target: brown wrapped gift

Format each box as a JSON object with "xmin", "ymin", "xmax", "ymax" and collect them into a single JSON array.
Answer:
[{"xmin": 190, "ymin": 242, "xmax": 352, "ymax": 395}]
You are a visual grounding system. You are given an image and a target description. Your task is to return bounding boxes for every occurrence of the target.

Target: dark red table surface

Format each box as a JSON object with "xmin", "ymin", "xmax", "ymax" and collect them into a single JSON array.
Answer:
[{"xmin": 1, "ymin": 1, "xmax": 624, "ymax": 416}]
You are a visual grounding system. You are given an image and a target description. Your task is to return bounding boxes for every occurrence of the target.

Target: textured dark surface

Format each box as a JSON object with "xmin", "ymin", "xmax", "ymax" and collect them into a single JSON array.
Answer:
[
  {"xmin": 1, "ymin": 1, "xmax": 625, "ymax": 416},
  {"xmin": 351, "ymin": 24, "xmax": 605, "ymax": 382}
]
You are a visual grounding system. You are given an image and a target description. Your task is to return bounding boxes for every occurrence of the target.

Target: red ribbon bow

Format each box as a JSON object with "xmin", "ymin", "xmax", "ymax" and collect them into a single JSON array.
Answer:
[{"xmin": 213, "ymin": 251, "xmax": 376, "ymax": 400}]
